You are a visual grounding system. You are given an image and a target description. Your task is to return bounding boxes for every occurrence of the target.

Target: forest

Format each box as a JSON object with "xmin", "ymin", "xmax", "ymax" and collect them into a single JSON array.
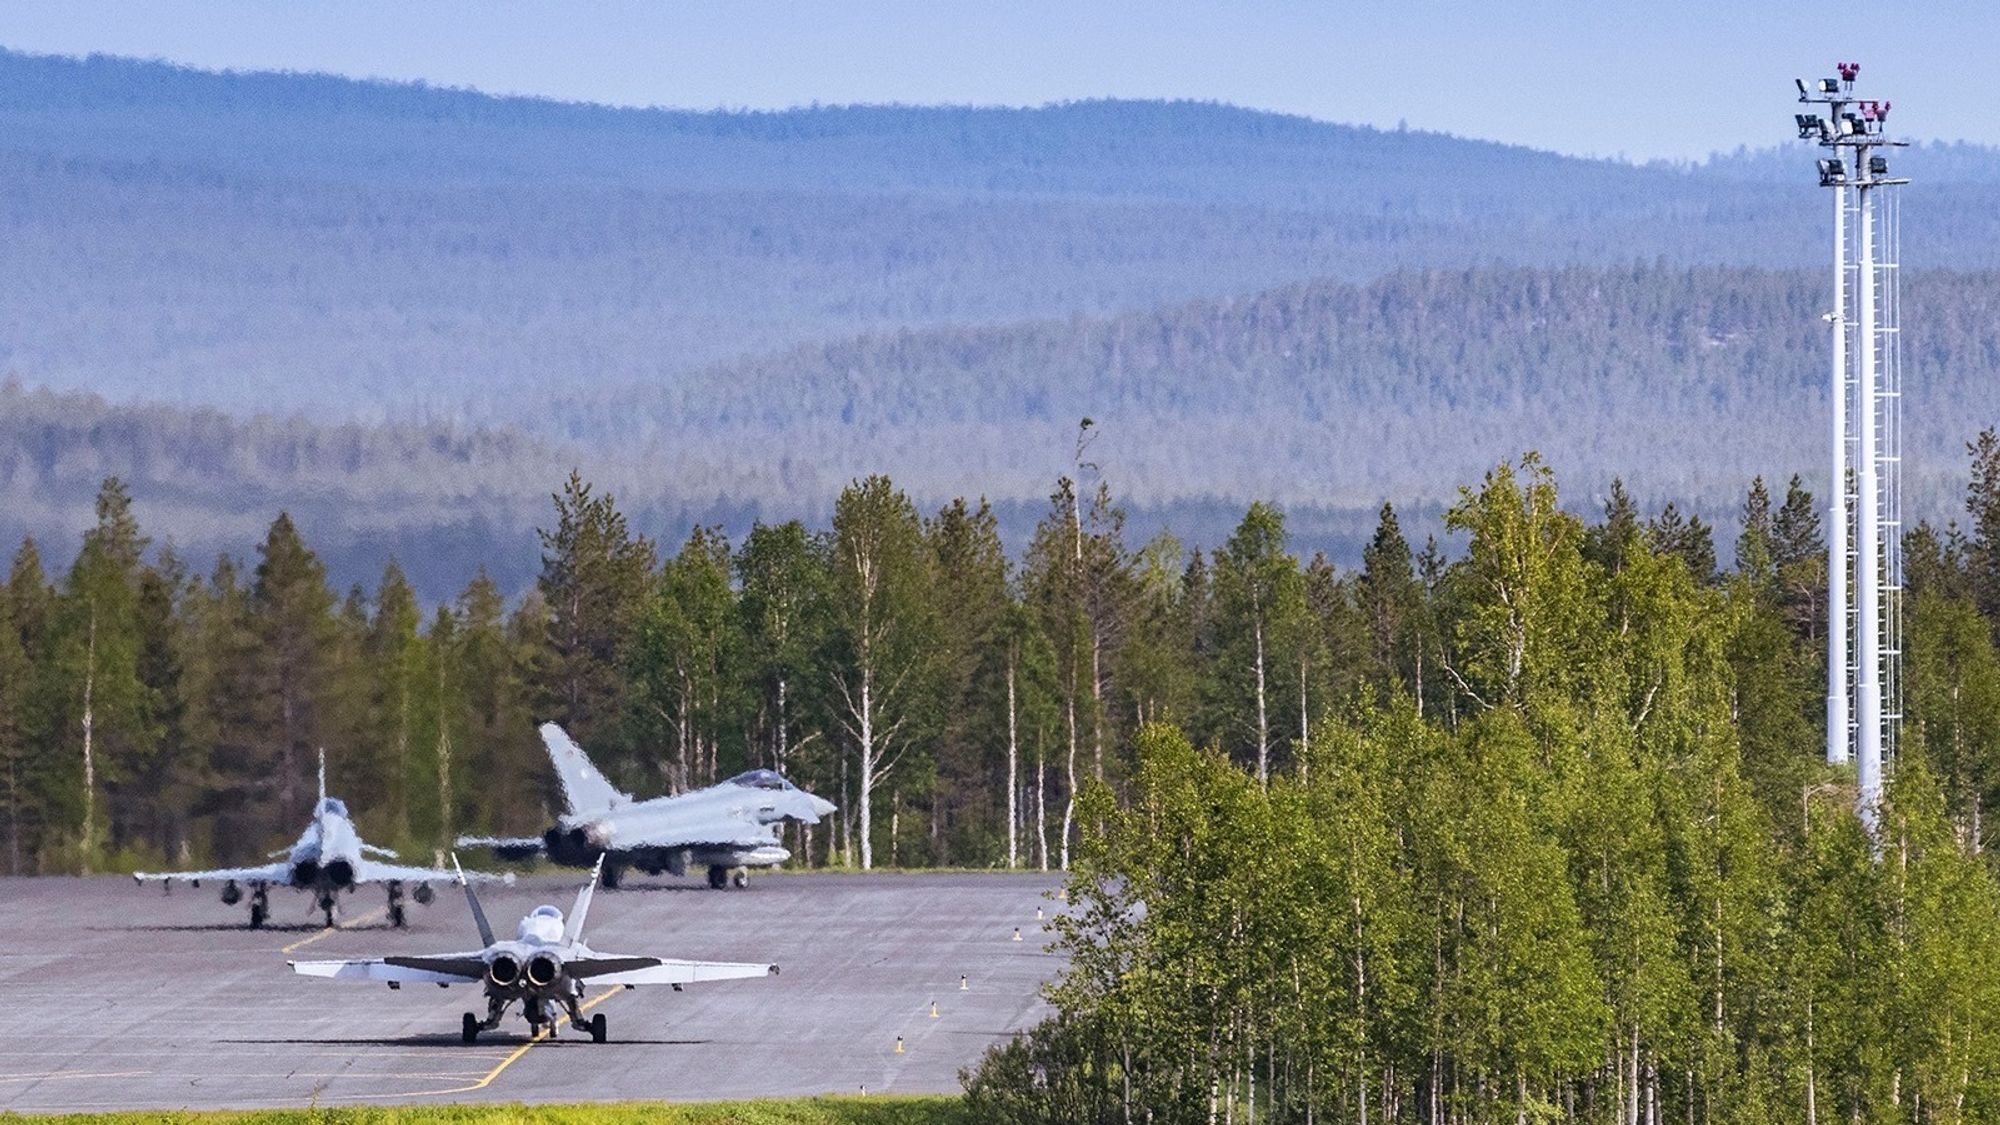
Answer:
[{"xmin": 959, "ymin": 439, "xmax": 2000, "ymax": 1125}]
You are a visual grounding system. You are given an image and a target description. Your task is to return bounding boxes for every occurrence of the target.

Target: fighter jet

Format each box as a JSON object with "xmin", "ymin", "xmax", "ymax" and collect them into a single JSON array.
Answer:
[
  {"xmin": 458, "ymin": 722, "xmax": 836, "ymax": 889},
  {"xmin": 290, "ymin": 856, "xmax": 776, "ymax": 1043},
  {"xmin": 134, "ymin": 752, "xmax": 509, "ymax": 928}
]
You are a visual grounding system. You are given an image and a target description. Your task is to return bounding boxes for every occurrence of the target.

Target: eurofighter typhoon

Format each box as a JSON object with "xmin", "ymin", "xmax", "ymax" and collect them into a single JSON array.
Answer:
[
  {"xmin": 459, "ymin": 723, "xmax": 836, "ymax": 888},
  {"xmin": 134, "ymin": 752, "xmax": 510, "ymax": 927},
  {"xmin": 290, "ymin": 856, "xmax": 777, "ymax": 1042}
]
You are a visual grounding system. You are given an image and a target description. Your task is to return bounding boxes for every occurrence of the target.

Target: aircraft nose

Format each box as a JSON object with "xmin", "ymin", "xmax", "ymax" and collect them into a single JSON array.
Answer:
[{"xmin": 811, "ymin": 794, "xmax": 837, "ymax": 819}]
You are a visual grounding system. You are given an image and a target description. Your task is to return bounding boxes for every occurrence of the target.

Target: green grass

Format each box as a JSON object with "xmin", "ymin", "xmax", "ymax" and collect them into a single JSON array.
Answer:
[{"xmin": 0, "ymin": 1096, "xmax": 970, "ymax": 1125}]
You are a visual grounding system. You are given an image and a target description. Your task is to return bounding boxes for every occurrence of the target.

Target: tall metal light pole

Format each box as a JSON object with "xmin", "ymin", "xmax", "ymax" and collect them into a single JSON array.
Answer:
[{"xmin": 1796, "ymin": 63, "xmax": 1907, "ymax": 827}]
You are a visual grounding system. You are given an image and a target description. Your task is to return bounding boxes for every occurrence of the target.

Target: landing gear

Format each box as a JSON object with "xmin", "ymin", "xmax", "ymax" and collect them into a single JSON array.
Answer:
[
  {"xmin": 318, "ymin": 893, "xmax": 337, "ymax": 928},
  {"xmin": 220, "ymin": 880, "xmax": 243, "ymax": 906},
  {"xmin": 732, "ymin": 870, "xmax": 748, "ymax": 889},
  {"xmin": 413, "ymin": 882, "xmax": 435, "ymax": 905},
  {"xmin": 387, "ymin": 881, "xmax": 407, "ymax": 929},
  {"xmin": 248, "ymin": 884, "xmax": 270, "ymax": 929},
  {"xmin": 589, "ymin": 1012, "xmax": 607, "ymax": 1044},
  {"xmin": 601, "ymin": 861, "xmax": 623, "ymax": 890},
  {"xmin": 462, "ymin": 1012, "xmax": 480, "ymax": 1044},
  {"xmin": 707, "ymin": 865, "xmax": 728, "ymax": 890}
]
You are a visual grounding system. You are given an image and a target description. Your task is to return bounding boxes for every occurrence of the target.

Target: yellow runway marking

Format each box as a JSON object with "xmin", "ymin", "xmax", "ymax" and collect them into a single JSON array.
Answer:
[
  {"xmin": 281, "ymin": 906, "xmax": 389, "ymax": 954},
  {"xmin": 338, "ymin": 986, "xmax": 623, "ymax": 1100}
]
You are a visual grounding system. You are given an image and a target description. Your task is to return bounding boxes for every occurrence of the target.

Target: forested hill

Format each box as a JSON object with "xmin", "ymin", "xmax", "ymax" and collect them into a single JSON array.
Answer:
[
  {"xmin": 7, "ymin": 264, "xmax": 1999, "ymax": 598},
  {"xmin": 6, "ymin": 48, "xmax": 2000, "ymax": 425}
]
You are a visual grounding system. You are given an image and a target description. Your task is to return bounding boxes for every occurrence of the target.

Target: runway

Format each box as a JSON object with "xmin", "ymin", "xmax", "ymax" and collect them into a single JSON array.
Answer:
[{"xmin": 0, "ymin": 870, "xmax": 1064, "ymax": 1112}]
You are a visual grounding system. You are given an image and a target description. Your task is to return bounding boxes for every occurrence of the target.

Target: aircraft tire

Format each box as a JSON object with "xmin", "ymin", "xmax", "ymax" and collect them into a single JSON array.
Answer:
[
  {"xmin": 249, "ymin": 903, "xmax": 266, "ymax": 929},
  {"xmin": 601, "ymin": 862, "xmax": 622, "ymax": 890},
  {"xmin": 707, "ymin": 866, "xmax": 728, "ymax": 890},
  {"xmin": 462, "ymin": 1013, "xmax": 479, "ymax": 1044},
  {"xmin": 389, "ymin": 904, "xmax": 407, "ymax": 929},
  {"xmin": 590, "ymin": 1013, "xmax": 607, "ymax": 1043},
  {"xmin": 731, "ymin": 870, "xmax": 748, "ymax": 889}
]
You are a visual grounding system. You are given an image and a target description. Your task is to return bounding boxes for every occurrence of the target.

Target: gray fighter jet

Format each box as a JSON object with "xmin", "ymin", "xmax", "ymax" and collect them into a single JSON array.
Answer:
[
  {"xmin": 134, "ymin": 752, "xmax": 509, "ymax": 928},
  {"xmin": 458, "ymin": 723, "xmax": 836, "ymax": 889},
  {"xmin": 290, "ymin": 856, "xmax": 776, "ymax": 1043}
]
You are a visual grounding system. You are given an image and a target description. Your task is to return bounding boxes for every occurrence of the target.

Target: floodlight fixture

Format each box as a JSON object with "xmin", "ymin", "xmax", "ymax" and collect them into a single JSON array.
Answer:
[
  {"xmin": 1818, "ymin": 158, "xmax": 1846, "ymax": 186},
  {"xmin": 1820, "ymin": 78, "xmax": 1841, "ymax": 94},
  {"xmin": 1796, "ymin": 77, "xmax": 1810, "ymax": 97},
  {"xmin": 1869, "ymin": 155, "xmax": 1888, "ymax": 176},
  {"xmin": 1796, "ymin": 113, "xmax": 1825, "ymax": 139}
]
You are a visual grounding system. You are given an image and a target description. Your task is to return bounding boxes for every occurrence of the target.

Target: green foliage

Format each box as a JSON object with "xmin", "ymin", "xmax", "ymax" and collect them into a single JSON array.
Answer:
[
  {"xmin": 966, "ymin": 454, "xmax": 2000, "ymax": 1124},
  {"xmin": 0, "ymin": 1096, "xmax": 971, "ymax": 1124}
]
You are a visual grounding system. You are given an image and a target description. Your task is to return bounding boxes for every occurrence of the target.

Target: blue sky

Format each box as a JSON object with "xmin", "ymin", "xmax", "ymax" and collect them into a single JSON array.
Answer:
[{"xmin": 1, "ymin": 1, "xmax": 1991, "ymax": 161}]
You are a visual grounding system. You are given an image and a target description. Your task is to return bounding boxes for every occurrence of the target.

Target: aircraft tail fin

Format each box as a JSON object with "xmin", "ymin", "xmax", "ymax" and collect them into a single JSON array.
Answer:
[
  {"xmin": 563, "ymin": 854, "xmax": 604, "ymax": 947},
  {"xmin": 452, "ymin": 853, "xmax": 497, "ymax": 948},
  {"xmin": 540, "ymin": 723, "xmax": 630, "ymax": 816}
]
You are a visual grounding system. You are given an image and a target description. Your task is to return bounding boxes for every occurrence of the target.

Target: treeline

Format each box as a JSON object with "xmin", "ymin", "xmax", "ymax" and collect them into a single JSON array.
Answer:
[
  {"xmin": 962, "ymin": 439, "xmax": 2000, "ymax": 1125},
  {"xmin": 10, "ymin": 433, "xmax": 2000, "ymax": 887}
]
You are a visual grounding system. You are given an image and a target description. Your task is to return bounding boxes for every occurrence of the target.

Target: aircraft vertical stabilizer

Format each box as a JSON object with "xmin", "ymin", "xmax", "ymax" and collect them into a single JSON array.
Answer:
[{"xmin": 541, "ymin": 722, "xmax": 631, "ymax": 816}]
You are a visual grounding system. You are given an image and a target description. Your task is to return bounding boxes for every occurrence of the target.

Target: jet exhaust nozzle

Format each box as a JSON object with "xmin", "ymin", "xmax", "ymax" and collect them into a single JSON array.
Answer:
[
  {"xmin": 545, "ymin": 825, "xmax": 604, "ymax": 867},
  {"xmin": 526, "ymin": 953, "xmax": 561, "ymax": 989},
  {"xmin": 486, "ymin": 954, "xmax": 521, "ymax": 988},
  {"xmin": 324, "ymin": 859, "xmax": 354, "ymax": 887},
  {"xmin": 291, "ymin": 859, "xmax": 320, "ymax": 886}
]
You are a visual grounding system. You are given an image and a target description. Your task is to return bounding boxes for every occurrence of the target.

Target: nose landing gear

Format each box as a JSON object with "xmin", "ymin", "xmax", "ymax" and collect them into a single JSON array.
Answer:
[
  {"xmin": 247, "ymin": 884, "xmax": 269, "ymax": 929},
  {"xmin": 386, "ymin": 881, "xmax": 407, "ymax": 928}
]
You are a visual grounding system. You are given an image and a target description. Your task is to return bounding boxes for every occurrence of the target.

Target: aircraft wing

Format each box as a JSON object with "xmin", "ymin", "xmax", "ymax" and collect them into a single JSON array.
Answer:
[
  {"xmin": 353, "ymin": 856, "xmax": 512, "ymax": 886},
  {"xmin": 604, "ymin": 811, "xmax": 779, "ymax": 851},
  {"xmin": 569, "ymin": 954, "xmax": 779, "ymax": 986},
  {"xmin": 291, "ymin": 954, "xmax": 487, "ymax": 984},
  {"xmin": 454, "ymin": 835, "xmax": 549, "ymax": 861},
  {"xmin": 133, "ymin": 861, "xmax": 291, "ymax": 886}
]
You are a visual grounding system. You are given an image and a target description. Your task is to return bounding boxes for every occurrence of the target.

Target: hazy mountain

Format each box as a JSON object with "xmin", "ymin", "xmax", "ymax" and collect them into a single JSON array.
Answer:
[{"xmin": 5, "ymin": 48, "xmax": 1998, "ymax": 429}]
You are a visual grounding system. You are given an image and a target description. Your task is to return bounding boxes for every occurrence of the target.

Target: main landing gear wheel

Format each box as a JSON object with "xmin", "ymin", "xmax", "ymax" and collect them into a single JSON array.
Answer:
[
  {"xmin": 388, "ymin": 903, "xmax": 406, "ymax": 928},
  {"xmin": 320, "ymin": 897, "xmax": 337, "ymax": 928},
  {"xmin": 601, "ymin": 862, "xmax": 623, "ymax": 890},
  {"xmin": 248, "ymin": 902, "xmax": 266, "ymax": 928},
  {"xmin": 731, "ymin": 870, "xmax": 748, "ymax": 889},
  {"xmin": 590, "ymin": 1013, "xmax": 607, "ymax": 1043},
  {"xmin": 462, "ymin": 1012, "xmax": 480, "ymax": 1044},
  {"xmin": 707, "ymin": 865, "xmax": 728, "ymax": 890}
]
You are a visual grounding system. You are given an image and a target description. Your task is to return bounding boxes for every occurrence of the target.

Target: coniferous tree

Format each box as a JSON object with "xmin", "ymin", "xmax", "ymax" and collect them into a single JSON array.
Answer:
[
  {"xmin": 926, "ymin": 498, "xmax": 1011, "ymax": 863},
  {"xmin": 249, "ymin": 513, "xmax": 337, "ymax": 832},
  {"xmin": 535, "ymin": 470, "xmax": 653, "ymax": 760}
]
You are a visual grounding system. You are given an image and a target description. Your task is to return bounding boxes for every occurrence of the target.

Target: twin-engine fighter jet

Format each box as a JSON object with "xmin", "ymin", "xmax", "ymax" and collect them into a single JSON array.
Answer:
[
  {"xmin": 290, "ymin": 856, "xmax": 777, "ymax": 1043},
  {"xmin": 134, "ymin": 753, "xmax": 509, "ymax": 928},
  {"xmin": 458, "ymin": 722, "xmax": 836, "ymax": 889}
]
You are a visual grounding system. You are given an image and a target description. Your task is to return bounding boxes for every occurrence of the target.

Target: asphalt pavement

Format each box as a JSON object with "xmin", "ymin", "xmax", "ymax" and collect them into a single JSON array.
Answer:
[{"xmin": 0, "ymin": 869, "xmax": 1064, "ymax": 1112}]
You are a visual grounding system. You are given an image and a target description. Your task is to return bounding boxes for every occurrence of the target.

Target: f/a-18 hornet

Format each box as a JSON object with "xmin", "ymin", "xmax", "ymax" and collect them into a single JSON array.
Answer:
[
  {"xmin": 459, "ymin": 722, "xmax": 836, "ymax": 889},
  {"xmin": 291, "ymin": 856, "xmax": 777, "ymax": 1043},
  {"xmin": 134, "ymin": 752, "xmax": 510, "ymax": 928}
]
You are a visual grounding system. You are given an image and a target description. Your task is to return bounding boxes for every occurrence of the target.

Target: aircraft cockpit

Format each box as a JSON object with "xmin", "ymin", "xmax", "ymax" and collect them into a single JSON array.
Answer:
[
  {"xmin": 317, "ymin": 797, "xmax": 349, "ymax": 818},
  {"xmin": 725, "ymin": 768, "xmax": 793, "ymax": 791}
]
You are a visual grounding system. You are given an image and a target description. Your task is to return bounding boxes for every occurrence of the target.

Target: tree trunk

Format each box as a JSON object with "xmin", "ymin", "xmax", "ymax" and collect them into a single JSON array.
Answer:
[
  {"xmin": 1035, "ymin": 731, "xmax": 1048, "ymax": 872},
  {"xmin": 1006, "ymin": 655, "xmax": 1019, "ymax": 869},
  {"xmin": 1060, "ymin": 686, "xmax": 1077, "ymax": 871},
  {"xmin": 80, "ymin": 604, "xmax": 96, "ymax": 873},
  {"xmin": 1253, "ymin": 613, "xmax": 1268, "ymax": 785},
  {"xmin": 858, "ymin": 665, "xmax": 875, "ymax": 870},
  {"xmin": 436, "ymin": 648, "xmax": 453, "ymax": 845}
]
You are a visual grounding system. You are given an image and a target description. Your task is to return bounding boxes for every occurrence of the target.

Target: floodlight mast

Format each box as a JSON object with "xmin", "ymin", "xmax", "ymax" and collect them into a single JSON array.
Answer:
[{"xmin": 1796, "ymin": 63, "xmax": 1909, "ymax": 829}]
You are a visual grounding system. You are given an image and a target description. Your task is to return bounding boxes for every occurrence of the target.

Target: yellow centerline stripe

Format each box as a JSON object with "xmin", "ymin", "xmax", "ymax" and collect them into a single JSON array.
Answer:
[
  {"xmin": 338, "ymin": 985, "xmax": 624, "ymax": 1100},
  {"xmin": 280, "ymin": 906, "xmax": 389, "ymax": 954}
]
